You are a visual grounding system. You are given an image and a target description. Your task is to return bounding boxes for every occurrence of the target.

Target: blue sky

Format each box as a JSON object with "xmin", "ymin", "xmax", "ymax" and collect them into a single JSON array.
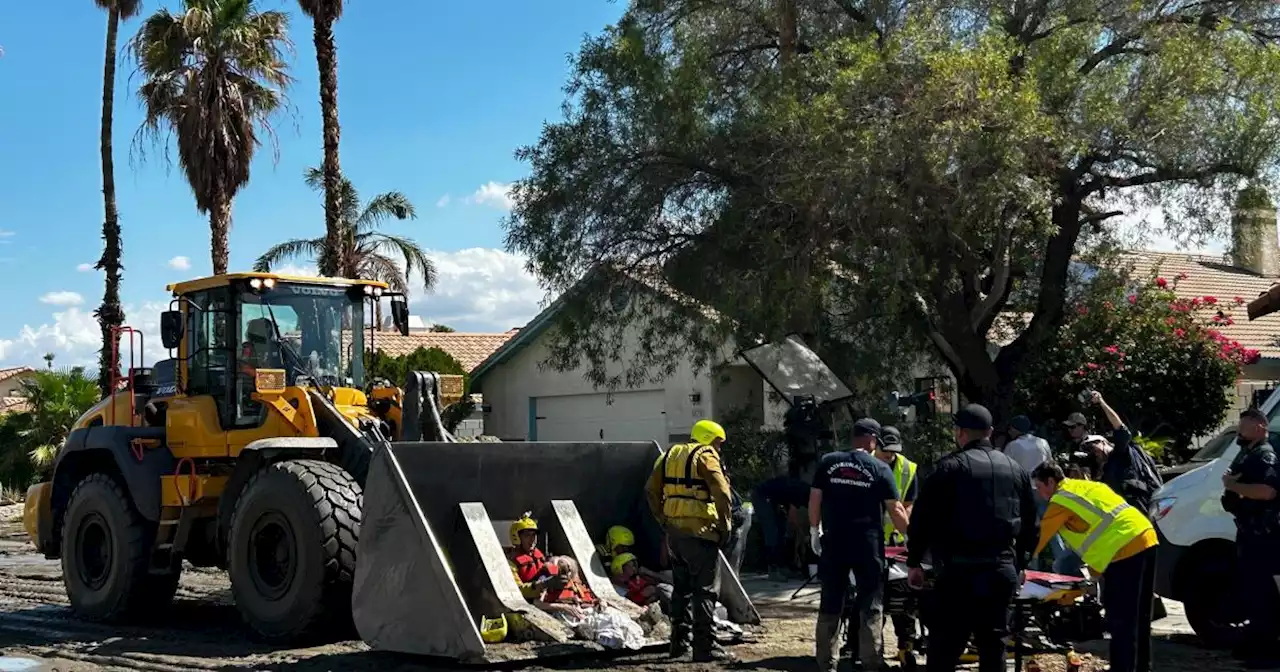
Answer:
[{"xmin": 0, "ymin": 1, "xmax": 625, "ymax": 368}]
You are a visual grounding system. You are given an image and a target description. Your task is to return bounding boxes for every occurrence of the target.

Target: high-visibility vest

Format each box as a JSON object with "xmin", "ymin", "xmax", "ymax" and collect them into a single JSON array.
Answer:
[
  {"xmin": 1050, "ymin": 478, "xmax": 1155, "ymax": 573},
  {"xmin": 883, "ymin": 455, "xmax": 918, "ymax": 544},
  {"xmin": 659, "ymin": 443, "xmax": 719, "ymax": 522}
]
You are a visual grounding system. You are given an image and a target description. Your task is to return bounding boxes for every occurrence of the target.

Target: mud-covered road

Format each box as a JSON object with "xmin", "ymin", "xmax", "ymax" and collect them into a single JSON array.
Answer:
[{"xmin": 0, "ymin": 506, "xmax": 1247, "ymax": 671}]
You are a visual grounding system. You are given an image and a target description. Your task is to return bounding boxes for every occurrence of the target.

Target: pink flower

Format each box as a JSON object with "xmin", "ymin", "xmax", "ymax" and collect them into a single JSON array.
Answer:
[
  {"xmin": 1103, "ymin": 301, "xmax": 1114, "ymax": 310},
  {"xmin": 1076, "ymin": 305, "xmax": 1089, "ymax": 315},
  {"xmin": 1156, "ymin": 277, "xmax": 1168, "ymax": 288},
  {"xmin": 1177, "ymin": 272, "xmax": 1189, "ymax": 280},
  {"xmin": 1174, "ymin": 328, "xmax": 1186, "ymax": 338},
  {"xmin": 1128, "ymin": 295, "xmax": 1138, "ymax": 305},
  {"xmin": 1236, "ymin": 296, "xmax": 1246, "ymax": 305},
  {"xmin": 1204, "ymin": 296, "xmax": 1218, "ymax": 305},
  {"xmin": 1086, "ymin": 362, "xmax": 1100, "ymax": 370},
  {"xmin": 1165, "ymin": 316, "xmax": 1177, "ymax": 325},
  {"xmin": 1104, "ymin": 345, "xmax": 1120, "ymax": 355}
]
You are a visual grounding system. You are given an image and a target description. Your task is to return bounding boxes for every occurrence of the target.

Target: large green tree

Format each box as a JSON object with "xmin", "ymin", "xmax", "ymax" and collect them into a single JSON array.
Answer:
[
  {"xmin": 506, "ymin": 0, "xmax": 1280, "ymax": 418},
  {"xmin": 93, "ymin": 0, "xmax": 142, "ymax": 396},
  {"xmin": 297, "ymin": 0, "xmax": 345, "ymax": 277},
  {"xmin": 130, "ymin": 0, "xmax": 292, "ymax": 275},
  {"xmin": 254, "ymin": 167, "xmax": 435, "ymax": 296}
]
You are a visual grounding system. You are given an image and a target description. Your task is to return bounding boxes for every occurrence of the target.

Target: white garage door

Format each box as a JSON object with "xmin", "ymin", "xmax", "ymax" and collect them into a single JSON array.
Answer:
[{"xmin": 534, "ymin": 390, "xmax": 667, "ymax": 444}]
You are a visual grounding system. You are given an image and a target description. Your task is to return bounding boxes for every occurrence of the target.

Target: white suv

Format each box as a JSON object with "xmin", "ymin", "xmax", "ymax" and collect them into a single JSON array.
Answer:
[{"xmin": 1151, "ymin": 389, "xmax": 1280, "ymax": 647}]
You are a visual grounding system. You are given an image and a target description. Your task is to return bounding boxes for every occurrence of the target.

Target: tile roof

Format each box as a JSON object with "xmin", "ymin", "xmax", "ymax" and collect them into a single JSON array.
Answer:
[
  {"xmin": 0, "ymin": 396, "xmax": 30, "ymax": 414},
  {"xmin": 1122, "ymin": 251, "xmax": 1280, "ymax": 358},
  {"xmin": 365, "ymin": 330, "xmax": 519, "ymax": 372},
  {"xmin": 0, "ymin": 366, "xmax": 34, "ymax": 383}
]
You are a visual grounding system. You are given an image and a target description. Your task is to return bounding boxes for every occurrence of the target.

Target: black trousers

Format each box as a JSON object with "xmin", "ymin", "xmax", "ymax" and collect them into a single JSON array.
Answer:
[
  {"xmin": 1100, "ymin": 548, "xmax": 1155, "ymax": 672},
  {"xmin": 1237, "ymin": 532, "xmax": 1280, "ymax": 652},
  {"xmin": 668, "ymin": 532, "xmax": 721, "ymax": 650},
  {"xmin": 925, "ymin": 563, "xmax": 1017, "ymax": 672}
]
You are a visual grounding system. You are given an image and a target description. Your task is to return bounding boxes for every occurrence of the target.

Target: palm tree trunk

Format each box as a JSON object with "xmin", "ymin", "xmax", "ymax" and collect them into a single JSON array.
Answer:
[
  {"xmin": 314, "ymin": 12, "xmax": 343, "ymax": 278},
  {"xmin": 96, "ymin": 6, "xmax": 125, "ymax": 397},
  {"xmin": 210, "ymin": 196, "xmax": 231, "ymax": 275}
]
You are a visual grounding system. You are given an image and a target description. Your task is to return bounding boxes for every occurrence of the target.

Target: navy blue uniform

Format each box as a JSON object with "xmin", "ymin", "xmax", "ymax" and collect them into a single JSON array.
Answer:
[
  {"xmin": 812, "ymin": 449, "xmax": 899, "ymax": 617},
  {"xmin": 1225, "ymin": 435, "xmax": 1280, "ymax": 655}
]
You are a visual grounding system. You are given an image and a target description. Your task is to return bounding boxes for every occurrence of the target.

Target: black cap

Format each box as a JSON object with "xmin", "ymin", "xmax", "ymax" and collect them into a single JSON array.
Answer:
[
  {"xmin": 1242, "ymin": 407, "xmax": 1268, "ymax": 423},
  {"xmin": 853, "ymin": 417, "xmax": 882, "ymax": 438},
  {"xmin": 1009, "ymin": 415, "xmax": 1032, "ymax": 433},
  {"xmin": 954, "ymin": 404, "xmax": 993, "ymax": 431},
  {"xmin": 881, "ymin": 426, "xmax": 902, "ymax": 452},
  {"xmin": 1063, "ymin": 412, "xmax": 1088, "ymax": 428}
]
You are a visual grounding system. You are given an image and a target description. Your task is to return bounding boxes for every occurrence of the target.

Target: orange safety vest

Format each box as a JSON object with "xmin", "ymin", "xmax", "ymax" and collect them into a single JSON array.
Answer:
[
  {"xmin": 543, "ymin": 578, "xmax": 597, "ymax": 605},
  {"xmin": 624, "ymin": 575, "xmax": 654, "ymax": 604},
  {"xmin": 511, "ymin": 549, "xmax": 547, "ymax": 584}
]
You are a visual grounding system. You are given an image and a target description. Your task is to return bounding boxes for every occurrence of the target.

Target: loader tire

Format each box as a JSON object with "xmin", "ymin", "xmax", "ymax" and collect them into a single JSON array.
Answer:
[
  {"xmin": 228, "ymin": 459, "xmax": 362, "ymax": 641},
  {"xmin": 61, "ymin": 473, "xmax": 179, "ymax": 621}
]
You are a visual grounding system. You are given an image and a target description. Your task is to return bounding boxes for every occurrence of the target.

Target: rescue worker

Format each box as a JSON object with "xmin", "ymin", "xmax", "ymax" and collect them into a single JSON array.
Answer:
[
  {"xmin": 611, "ymin": 552, "xmax": 674, "ymax": 610},
  {"xmin": 646, "ymin": 419, "xmax": 736, "ymax": 663},
  {"xmin": 507, "ymin": 513, "xmax": 563, "ymax": 600},
  {"xmin": 597, "ymin": 525, "xmax": 673, "ymax": 584},
  {"xmin": 1031, "ymin": 462, "xmax": 1158, "ymax": 672},
  {"xmin": 1222, "ymin": 407, "xmax": 1280, "ymax": 669},
  {"xmin": 874, "ymin": 425, "xmax": 921, "ymax": 656},
  {"xmin": 906, "ymin": 404, "xmax": 1039, "ymax": 672},
  {"xmin": 810, "ymin": 417, "xmax": 910, "ymax": 672}
]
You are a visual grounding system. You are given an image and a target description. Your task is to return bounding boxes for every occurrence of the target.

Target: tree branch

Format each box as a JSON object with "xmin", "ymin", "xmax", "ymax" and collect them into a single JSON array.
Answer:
[{"xmin": 829, "ymin": 0, "xmax": 884, "ymax": 44}]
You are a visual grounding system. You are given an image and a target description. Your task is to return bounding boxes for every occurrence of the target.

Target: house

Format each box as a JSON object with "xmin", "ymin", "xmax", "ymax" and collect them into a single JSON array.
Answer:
[
  {"xmin": 468, "ymin": 275, "xmax": 829, "ymax": 445},
  {"xmin": 0, "ymin": 366, "xmax": 35, "ymax": 415}
]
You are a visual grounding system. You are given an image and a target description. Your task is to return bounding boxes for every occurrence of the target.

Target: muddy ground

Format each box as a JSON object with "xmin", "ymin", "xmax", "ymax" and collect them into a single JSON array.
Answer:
[{"xmin": 0, "ymin": 506, "xmax": 1244, "ymax": 671}]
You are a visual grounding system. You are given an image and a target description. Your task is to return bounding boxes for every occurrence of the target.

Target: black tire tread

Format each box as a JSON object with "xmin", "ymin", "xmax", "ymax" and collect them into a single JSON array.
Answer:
[
  {"xmin": 229, "ymin": 459, "xmax": 362, "ymax": 639},
  {"xmin": 61, "ymin": 473, "xmax": 179, "ymax": 620}
]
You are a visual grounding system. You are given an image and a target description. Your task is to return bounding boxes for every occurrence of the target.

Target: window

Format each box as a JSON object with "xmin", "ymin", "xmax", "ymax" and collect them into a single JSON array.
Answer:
[{"xmin": 185, "ymin": 288, "xmax": 234, "ymax": 425}]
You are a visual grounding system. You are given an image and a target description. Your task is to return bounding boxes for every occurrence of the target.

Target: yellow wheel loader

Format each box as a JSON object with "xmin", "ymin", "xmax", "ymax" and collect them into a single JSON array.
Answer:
[{"xmin": 22, "ymin": 272, "xmax": 759, "ymax": 662}]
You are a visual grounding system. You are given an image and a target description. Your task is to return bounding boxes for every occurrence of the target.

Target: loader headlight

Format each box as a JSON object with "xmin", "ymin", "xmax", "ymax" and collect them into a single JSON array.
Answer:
[
  {"xmin": 1150, "ymin": 496, "xmax": 1176, "ymax": 522},
  {"xmin": 254, "ymin": 368, "xmax": 287, "ymax": 394},
  {"xmin": 363, "ymin": 285, "xmax": 373, "ymax": 295}
]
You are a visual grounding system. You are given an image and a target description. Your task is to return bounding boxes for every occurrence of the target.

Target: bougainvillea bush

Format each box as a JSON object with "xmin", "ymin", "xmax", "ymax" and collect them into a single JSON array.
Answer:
[{"xmin": 1014, "ymin": 271, "xmax": 1261, "ymax": 459}]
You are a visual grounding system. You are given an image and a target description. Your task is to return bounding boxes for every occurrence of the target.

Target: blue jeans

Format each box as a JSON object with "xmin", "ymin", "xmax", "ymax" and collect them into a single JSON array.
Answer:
[{"xmin": 1035, "ymin": 494, "xmax": 1083, "ymax": 576}]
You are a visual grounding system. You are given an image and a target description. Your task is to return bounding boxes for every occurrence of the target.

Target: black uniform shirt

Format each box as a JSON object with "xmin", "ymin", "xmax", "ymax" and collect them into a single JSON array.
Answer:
[
  {"xmin": 812, "ymin": 449, "xmax": 898, "ymax": 554},
  {"xmin": 906, "ymin": 438, "xmax": 1039, "ymax": 570},
  {"xmin": 1224, "ymin": 436, "xmax": 1280, "ymax": 532}
]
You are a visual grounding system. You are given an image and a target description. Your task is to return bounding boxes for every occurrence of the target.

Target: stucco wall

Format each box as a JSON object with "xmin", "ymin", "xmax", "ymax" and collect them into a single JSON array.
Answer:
[{"xmin": 0, "ymin": 374, "xmax": 32, "ymax": 398}]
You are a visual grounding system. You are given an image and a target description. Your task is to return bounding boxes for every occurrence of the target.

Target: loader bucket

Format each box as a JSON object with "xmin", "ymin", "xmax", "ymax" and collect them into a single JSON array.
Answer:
[{"xmin": 352, "ymin": 441, "xmax": 760, "ymax": 662}]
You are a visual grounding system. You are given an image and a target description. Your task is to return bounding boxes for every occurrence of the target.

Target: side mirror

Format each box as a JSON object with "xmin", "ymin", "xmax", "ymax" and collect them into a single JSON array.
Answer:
[
  {"xmin": 160, "ymin": 311, "xmax": 184, "ymax": 350},
  {"xmin": 390, "ymin": 297, "xmax": 410, "ymax": 337}
]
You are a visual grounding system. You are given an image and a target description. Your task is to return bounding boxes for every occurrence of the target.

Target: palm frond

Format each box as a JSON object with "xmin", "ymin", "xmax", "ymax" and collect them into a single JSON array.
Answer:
[
  {"xmin": 356, "ymin": 191, "xmax": 416, "ymax": 233},
  {"xmin": 254, "ymin": 237, "xmax": 325, "ymax": 271},
  {"xmin": 297, "ymin": 0, "xmax": 345, "ymax": 21},
  {"xmin": 367, "ymin": 233, "xmax": 436, "ymax": 293},
  {"xmin": 359, "ymin": 253, "xmax": 408, "ymax": 293}
]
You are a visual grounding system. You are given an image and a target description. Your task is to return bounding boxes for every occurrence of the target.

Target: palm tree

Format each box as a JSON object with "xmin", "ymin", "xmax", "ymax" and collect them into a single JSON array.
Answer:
[
  {"xmin": 297, "ymin": 0, "xmax": 345, "ymax": 277},
  {"xmin": 43, "ymin": 353, "xmax": 54, "ymax": 370},
  {"xmin": 254, "ymin": 168, "xmax": 436, "ymax": 301},
  {"xmin": 130, "ymin": 0, "xmax": 292, "ymax": 275},
  {"xmin": 93, "ymin": 0, "xmax": 142, "ymax": 397},
  {"xmin": 14, "ymin": 369, "xmax": 101, "ymax": 479}
]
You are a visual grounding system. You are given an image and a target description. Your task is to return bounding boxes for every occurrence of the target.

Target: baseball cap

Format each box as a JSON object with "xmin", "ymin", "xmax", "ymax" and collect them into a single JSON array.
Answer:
[
  {"xmin": 1009, "ymin": 415, "xmax": 1032, "ymax": 433},
  {"xmin": 1081, "ymin": 434, "xmax": 1109, "ymax": 448},
  {"xmin": 1063, "ymin": 412, "xmax": 1088, "ymax": 428},
  {"xmin": 881, "ymin": 426, "xmax": 902, "ymax": 452},
  {"xmin": 853, "ymin": 417, "xmax": 882, "ymax": 438},
  {"xmin": 954, "ymin": 404, "xmax": 993, "ymax": 431}
]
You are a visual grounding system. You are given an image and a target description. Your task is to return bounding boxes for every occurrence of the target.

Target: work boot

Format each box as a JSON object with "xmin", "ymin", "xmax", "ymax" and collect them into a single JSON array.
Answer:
[
  {"xmin": 815, "ymin": 613, "xmax": 843, "ymax": 672},
  {"xmin": 692, "ymin": 643, "xmax": 738, "ymax": 663},
  {"xmin": 668, "ymin": 638, "xmax": 690, "ymax": 659}
]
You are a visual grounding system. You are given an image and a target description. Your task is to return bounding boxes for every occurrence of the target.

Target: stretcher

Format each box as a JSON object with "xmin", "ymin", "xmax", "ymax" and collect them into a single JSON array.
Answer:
[{"xmin": 874, "ymin": 547, "xmax": 1105, "ymax": 671}]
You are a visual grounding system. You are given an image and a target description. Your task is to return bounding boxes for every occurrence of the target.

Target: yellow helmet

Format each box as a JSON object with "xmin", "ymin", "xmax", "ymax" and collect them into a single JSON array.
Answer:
[
  {"xmin": 610, "ymin": 552, "xmax": 639, "ymax": 577},
  {"xmin": 605, "ymin": 525, "xmax": 635, "ymax": 553},
  {"xmin": 691, "ymin": 419, "xmax": 727, "ymax": 446},
  {"xmin": 509, "ymin": 512, "xmax": 538, "ymax": 546}
]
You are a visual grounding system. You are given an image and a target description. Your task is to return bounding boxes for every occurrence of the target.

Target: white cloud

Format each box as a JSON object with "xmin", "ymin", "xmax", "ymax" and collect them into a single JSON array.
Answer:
[
  {"xmin": 76, "ymin": 263, "xmax": 95, "ymax": 272},
  {"xmin": 39, "ymin": 291, "xmax": 84, "ymax": 306},
  {"xmin": 167, "ymin": 256, "xmax": 192, "ymax": 271},
  {"xmin": 0, "ymin": 301, "xmax": 168, "ymax": 369},
  {"xmin": 407, "ymin": 248, "xmax": 548, "ymax": 332},
  {"xmin": 0, "ymin": 229, "xmax": 14, "ymax": 238},
  {"xmin": 467, "ymin": 182, "xmax": 515, "ymax": 211},
  {"xmin": 436, "ymin": 194, "xmax": 451, "ymax": 208}
]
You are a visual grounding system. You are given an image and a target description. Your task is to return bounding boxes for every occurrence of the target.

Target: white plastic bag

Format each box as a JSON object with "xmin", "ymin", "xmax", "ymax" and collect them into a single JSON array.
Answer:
[{"xmin": 566, "ymin": 606, "xmax": 647, "ymax": 650}]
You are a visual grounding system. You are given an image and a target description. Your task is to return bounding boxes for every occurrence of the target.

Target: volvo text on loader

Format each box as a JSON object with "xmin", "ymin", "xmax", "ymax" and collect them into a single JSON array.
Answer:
[{"xmin": 21, "ymin": 272, "xmax": 758, "ymax": 662}]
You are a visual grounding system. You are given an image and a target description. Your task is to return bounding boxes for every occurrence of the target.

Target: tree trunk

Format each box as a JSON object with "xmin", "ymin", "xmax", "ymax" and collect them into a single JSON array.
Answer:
[
  {"xmin": 96, "ymin": 6, "xmax": 124, "ymax": 397},
  {"xmin": 210, "ymin": 196, "xmax": 231, "ymax": 275},
  {"xmin": 776, "ymin": 0, "xmax": 797, "ymax": 66},
  {"xmin": 314, "ymin": 12, "xmax": 343, "ymax": 278}
]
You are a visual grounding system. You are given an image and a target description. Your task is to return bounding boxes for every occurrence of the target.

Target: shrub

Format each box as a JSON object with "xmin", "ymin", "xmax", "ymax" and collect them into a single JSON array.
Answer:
[{"xmin": 364, "ymin": 347, "xmax": 472, "ymax": 433}]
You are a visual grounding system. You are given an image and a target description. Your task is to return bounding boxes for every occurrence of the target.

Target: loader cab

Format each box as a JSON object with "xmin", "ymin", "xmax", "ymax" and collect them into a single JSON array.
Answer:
[{"xmin": 159, "ymin": 273, "xmax": 409, "ymax": 456}]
